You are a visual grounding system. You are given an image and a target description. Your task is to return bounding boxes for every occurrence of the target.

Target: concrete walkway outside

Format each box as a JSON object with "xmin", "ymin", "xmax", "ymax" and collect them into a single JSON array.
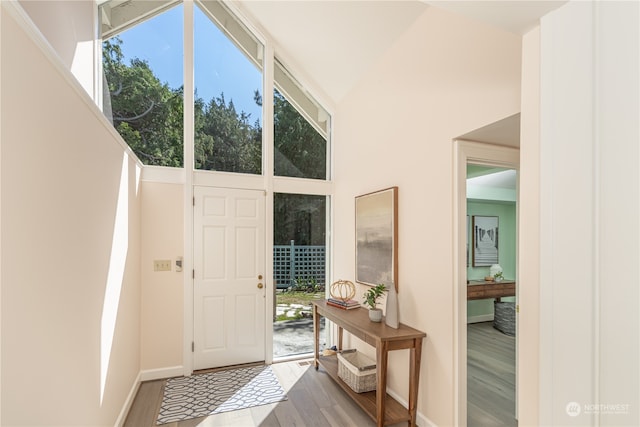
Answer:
[{"xmin": 272, "ymin": 318, "xmax": 325, "ymax": 358}]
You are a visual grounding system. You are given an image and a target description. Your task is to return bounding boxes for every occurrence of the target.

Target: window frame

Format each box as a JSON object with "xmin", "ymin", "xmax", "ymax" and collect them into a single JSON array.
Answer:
[
  {"xmin": 99, "ymin": 0, "xmax": 332, "ymax": 183},
  {"xmin": 98, "ymin": 0, "xmax": 334, "ymax": 370},
  {"xmin": 192, "ymin": 0, "xmax": 265, "ymax": 175}
]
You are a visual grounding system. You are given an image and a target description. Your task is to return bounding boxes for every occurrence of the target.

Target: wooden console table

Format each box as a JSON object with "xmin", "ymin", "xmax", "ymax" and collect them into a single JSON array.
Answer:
[
  {"xmin": 467, "ymin": 280, "xmax": 515, "ymax": 301},
  {"xmin": 312, "ymin": 300, "xmax": 426, "ymax": 427}
]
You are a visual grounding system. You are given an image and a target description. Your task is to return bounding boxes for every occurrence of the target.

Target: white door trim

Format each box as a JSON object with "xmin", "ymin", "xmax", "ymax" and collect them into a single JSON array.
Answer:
[{"xmin": 453, "ymin": 139, "xmax": 519, "ymax": 426}]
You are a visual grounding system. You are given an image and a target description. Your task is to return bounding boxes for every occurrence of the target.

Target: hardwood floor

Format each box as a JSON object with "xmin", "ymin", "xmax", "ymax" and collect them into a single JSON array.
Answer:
[
  {"xmin": 467, "ymin": 322, "xmax": 517, "ymax": 427},
  {"xmin": 124, "ymin": 324, "xmax": 515, "ymax": 426},
  {"xmin": 124, "ymin": 359, "xmax": 404, "ymax": 427}
]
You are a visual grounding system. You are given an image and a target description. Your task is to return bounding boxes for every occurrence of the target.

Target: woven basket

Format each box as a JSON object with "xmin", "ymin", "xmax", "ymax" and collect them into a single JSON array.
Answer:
[
  {"xmin": 493, "ymin": 301, "xmax": 516, "ymax": 336},
  {"xmin": 337, "ymin": 349, "xmax": 377, "ymax": 393}
]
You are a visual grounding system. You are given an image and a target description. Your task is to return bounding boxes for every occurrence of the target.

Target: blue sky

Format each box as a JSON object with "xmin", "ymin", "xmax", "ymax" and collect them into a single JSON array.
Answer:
[{"xmin": 116, "ymin": 3, "xmax": 262, "ymax": 124}]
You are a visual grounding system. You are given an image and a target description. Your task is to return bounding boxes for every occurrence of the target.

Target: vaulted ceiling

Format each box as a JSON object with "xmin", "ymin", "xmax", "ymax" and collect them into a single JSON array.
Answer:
[
  {"xmin": 98, "ymin": 0, "xmax": 565, "ymax": 108},
  {"xmin": 236, "ymin": 1, "xmax": 428, "ymax": 106},
  {"xmin": 235, "ymin": 1, "xmax": 566, "ymax": 107},
  {"xmin": 96, "ymin": 0, "xmax": 566, "ymax": 146}
]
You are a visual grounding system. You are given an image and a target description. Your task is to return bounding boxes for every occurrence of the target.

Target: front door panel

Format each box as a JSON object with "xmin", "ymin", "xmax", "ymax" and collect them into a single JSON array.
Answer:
[{"xmin": 193, "ymin": 186, "xmax": 265, "ymax": 369}]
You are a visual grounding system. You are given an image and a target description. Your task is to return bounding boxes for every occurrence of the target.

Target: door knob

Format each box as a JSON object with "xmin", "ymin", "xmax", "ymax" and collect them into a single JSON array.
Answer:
[
  {"xmin": 257, "ymin": 283, "xmax": 264, "ymax": 289},
  {"xmin": 258, "ymin": 275, "xmax": 263, "ymax": 280}
]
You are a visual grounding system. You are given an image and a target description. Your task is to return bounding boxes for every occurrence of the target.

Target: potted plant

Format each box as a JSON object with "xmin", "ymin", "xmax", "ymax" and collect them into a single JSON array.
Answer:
[{"xmin": 363, "ymin": 284, "xmax": 387, "ymax": 322}]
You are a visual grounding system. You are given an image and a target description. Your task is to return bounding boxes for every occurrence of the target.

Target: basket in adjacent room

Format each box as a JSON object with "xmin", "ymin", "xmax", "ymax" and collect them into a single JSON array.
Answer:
[
  {"xmin": 493, "ymin": 301, "xmax": 516, "ymax": 336},
  {"xmin": 337, "ymin": 349, "xmax": 377, "ymax": 393}
]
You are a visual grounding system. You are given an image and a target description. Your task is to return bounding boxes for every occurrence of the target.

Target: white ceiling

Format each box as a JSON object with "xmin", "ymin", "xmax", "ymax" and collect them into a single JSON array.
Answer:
[
  {"xmin": 236, "ymin": 1, "xmax": 566, "ymax": 107},
  {"xmin": 424, "ymin": 1, "xmax": 567, "ymax": 36},
  {"xmin": 468, "ymin": 168, "xmax": 517, "ymax": 189},
  {"xmin": 457, "ymin": 113, "xmax": 521, "ymax": 148},
  {"xmin": 467, "ymin": 167, "xmax": 517, "ymax": 202},
  {"xmin": 97, "ymin": 0, "xmax": 565, "ymax": 147},
  {"xmin": 235, "ymin": 1, "xmax": 429, "ymax": 106}
]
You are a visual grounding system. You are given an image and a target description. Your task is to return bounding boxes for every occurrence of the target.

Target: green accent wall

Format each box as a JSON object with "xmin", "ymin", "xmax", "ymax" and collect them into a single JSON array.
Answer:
[{"xmin": 467, "ymin": 200, "xmax": 516, "ymax": 319}]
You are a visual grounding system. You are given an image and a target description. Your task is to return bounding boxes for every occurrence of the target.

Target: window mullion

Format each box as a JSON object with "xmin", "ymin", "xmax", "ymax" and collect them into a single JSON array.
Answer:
[
  {"xmin": 263, "ymin": 43, "xmax": 275, "ymax": 185},
  {"xmin": 184, "ymin": 0, "xmax": 195, "ymax": 172},
  {"xmin": 182, "ymin": 0, "xmax": 195, "ymax": 377},
  {"xmin": 263, "ymin": 41, "xmax": 275, "ymax": 364}
]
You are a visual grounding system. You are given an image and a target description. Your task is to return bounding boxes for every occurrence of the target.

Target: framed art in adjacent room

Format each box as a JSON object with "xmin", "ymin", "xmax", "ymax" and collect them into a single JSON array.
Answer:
[
  {"xmin": 355, "ymin": 187, "xmax": 398, "ymax": 291},
  {"xmin": 472, "ymin": 215, "xmax": 499, "ymax": 266},
  {"xmin": 467, "ymin": 215, "xmax": 471, "ymax": 267}
]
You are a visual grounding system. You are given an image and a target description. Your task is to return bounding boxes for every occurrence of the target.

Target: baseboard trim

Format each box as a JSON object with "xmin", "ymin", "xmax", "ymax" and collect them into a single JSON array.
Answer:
[
  {"xmin": 115, "ymin": 367, "xmax": 184, "ymax": 427},
  {"xmin": 386, "ymin": 387, "xmax": 437, "ymax": 427},
  {"xmin": 467, "ymin": 314, "xmax": 494, "ymax": 324},
  {"xmin": 140, "ymin": 365, "xmax": 185, "ymax": 382},
  {"xmin": 115, "ymin": 371, "xmax": 141, "ymax": 427}
]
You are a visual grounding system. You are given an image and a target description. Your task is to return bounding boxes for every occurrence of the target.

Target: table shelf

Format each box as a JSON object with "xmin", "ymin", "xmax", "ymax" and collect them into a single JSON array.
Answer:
[
  {"xmin": 312, "ymin": 300, "xmax": 426, "ymax": 427},
  {"xmin": 317, "ymin": 354, "xmax": 410, "ymax": 425}
]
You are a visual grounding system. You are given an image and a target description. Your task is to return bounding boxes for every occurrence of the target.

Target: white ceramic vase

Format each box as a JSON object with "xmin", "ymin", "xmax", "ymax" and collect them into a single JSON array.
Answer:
[
  {"xmin": 369, "ymin": 308, "xmax": 383, "ymax": 322},
  {"xmin": 385, "ymin": 285, "xmax": 399, "ymax": 328},
  {"xmin": 490, "ymin": 264, "xmax": 503, "ymax": 277}
]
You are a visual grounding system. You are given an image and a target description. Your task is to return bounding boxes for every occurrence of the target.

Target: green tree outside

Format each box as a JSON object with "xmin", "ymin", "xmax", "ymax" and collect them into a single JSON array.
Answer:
[
  {"xmin": 103, "ymin": 38, "xmax": 184, "ymax": 167},
  {"xmin": 103, "ymin": 37, "xmax": 327, "ymax": 248}
]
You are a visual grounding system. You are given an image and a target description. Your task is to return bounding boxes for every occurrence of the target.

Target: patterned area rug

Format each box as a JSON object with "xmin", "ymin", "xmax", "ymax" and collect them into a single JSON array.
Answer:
[{"xmin": 156, "ymin": 365, "xmax": 287, "ymax": 425}]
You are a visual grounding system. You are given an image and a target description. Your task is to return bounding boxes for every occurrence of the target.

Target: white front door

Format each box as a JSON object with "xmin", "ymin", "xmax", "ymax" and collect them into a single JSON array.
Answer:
[{"xmin": 193, "ymin": 186, "xmax": 266, "ymax": 369}]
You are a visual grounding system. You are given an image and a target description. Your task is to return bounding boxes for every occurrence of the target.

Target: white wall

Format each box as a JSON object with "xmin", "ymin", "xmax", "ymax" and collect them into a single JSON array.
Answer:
[
  {"xmin": 0, "ymin": 5, "xmax": 3, "ymax": 422},
  {"xmin": 518, "ymin": 25, "xmax": 541, "ymax": 427},
  {"xmin": 539, "ymin": 1, "xmax": 639, "ymax": 425},
  {"xmin": 18, "ymin": 0, "xmax": 99, "ymax": 100},
  {"xmin": 1, "ymin": 5, "xmax": 141, "ymax": 426},
  {"xmin": 333, "ymin": 7, "xmax": 522, "ymax": 425},
  {"xmin": 140, "ymin": 181, "xmax": 184, "ymax": 376}
]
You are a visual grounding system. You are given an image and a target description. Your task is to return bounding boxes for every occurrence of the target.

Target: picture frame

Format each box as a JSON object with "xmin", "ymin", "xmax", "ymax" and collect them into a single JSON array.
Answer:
[
  {"xmin": 355, "ymin": 187, "xmax": 398, "ymax": 292},
  {"xmin": 467, "ymin": 215, "xmax": 470, "ymax": 267},
  {"xmin": 472, "ymin": 215, "xmax": 499, "ymax": 266}
]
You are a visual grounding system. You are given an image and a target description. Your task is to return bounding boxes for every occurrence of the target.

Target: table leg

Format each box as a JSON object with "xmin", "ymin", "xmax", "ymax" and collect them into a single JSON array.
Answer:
[
  {"xmin": 313, "ymin": 305, "xmax": 319, "ymax": 370},
  {"xmin": 376, "ymin": 341, "xmax": 389, "ymax": 427},
  {"xmin": 408, "ymin": 338, "xmax": 423, "ymax": 427},
  {"xmin": 338, "ymin": 326, "xmax": 343, "ymax": 351}
]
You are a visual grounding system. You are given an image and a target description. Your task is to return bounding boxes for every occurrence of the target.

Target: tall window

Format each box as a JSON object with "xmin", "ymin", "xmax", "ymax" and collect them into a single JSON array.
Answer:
[
  {"xmin": 194, "ymin": 1, "xmax": 263, "ymax": 174},
  {"xmin": 274, "ymin": 194, "xmax": 326, "ymax": 248},
  {"xmin": 274, "ymin": 61, "xmax": 329, "ymax": 180},
  {"xmin": 99, "ymin": 0, "xmax": 332, "ymax": 360},
  {"xmin": 101, "ymin": 2, "xmax": 184, "ymax": 167},
  {"xmin": 99, "ymin": 0, "xmax": 330, "ymax": 179}
]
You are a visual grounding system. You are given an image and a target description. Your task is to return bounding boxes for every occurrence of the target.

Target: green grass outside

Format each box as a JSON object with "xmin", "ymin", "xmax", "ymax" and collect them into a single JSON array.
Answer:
[
  {"xmin": 275, "ymin": 291, "xmax": 325, "ymax": 321},
  {"xmin": 276, "ymin": 291, "xmax": 324, "ymax": 305}
]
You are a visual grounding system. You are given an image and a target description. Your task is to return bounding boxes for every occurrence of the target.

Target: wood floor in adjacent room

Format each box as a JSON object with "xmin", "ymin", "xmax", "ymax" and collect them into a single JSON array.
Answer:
[
  {"xmin": 467, "ymin": 321, "xmax": 517, "ymax": 427},
  {"xmin": 124, "ymin": 359, "xmax": 403, "ymax": 427}
]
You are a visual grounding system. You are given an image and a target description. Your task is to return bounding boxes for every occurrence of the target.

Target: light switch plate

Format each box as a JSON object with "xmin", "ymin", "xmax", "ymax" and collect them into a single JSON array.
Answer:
[{"xmin": 154, "ymin": 260, "xmax": 171, "ymax": 271}]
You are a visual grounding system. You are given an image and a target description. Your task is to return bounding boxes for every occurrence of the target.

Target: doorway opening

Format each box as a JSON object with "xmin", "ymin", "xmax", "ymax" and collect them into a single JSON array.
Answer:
[
  {"xmin": 272, "ymin": 193, "xmax": 327, "ymax": 359},
  {"xmin": 454, "ymin": 136, "xmax": 519, "ymax": 427},
  {"xmin": 466, "ymin": 165, "xmax": 518, "ymax": 426}
]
